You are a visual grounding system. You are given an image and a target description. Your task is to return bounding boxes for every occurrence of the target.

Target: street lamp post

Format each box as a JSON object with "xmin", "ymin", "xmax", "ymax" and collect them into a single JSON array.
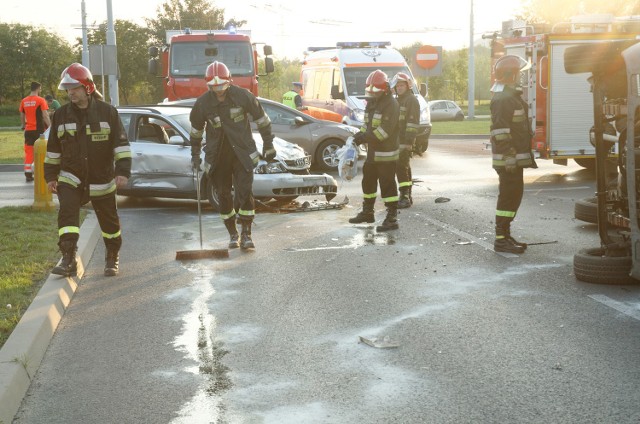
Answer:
[{"xmin": 468, "ymin": 0, "xmax": 475, "ymax": 119}]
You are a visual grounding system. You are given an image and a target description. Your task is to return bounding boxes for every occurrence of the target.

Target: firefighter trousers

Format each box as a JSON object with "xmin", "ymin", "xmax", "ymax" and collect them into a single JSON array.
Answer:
[
  {"xmin": 213, "ymin": 144, "xmax": 254, "ymax": 223},
  {"xmin": 361, "ymin": 160, "xmax": 399, "ymax": 206},
  {"xmin": 495, "ymin": 167, "xmax": 524, "ymax": 236},
  {"xmin": 57, "ymin": 183, "xmax": 122, "ymax": 251},
  {"xmin": 396, "ymin": 148, "xmax": 413, "ymax": 189}
]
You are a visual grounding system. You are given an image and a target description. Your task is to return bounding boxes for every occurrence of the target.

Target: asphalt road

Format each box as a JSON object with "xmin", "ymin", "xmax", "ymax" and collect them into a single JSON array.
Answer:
[{"xmin": 11, "ymin": 139, "xmax": 640, "ymax": 423}]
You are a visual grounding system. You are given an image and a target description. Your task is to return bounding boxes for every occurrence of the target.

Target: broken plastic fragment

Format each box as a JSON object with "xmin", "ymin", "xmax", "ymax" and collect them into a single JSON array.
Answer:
[{"xmin": 359, "ymin": 336, "xmax": 400, "ymax": 349}]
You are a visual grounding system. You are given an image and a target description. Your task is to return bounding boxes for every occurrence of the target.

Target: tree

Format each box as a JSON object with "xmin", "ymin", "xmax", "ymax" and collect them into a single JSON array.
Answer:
[
  {"xmin": 86, "ymin": 20, "xmax": 155, "ymax": 105},
  {"xmin": 0, "ymin": 23, "xmax": 76, "ymax": 104},
  {"xmin": 146, "ymin": 0, "xmax": 245, "ymax": 46},
  {"xmin": 518, "ymin": 0, "xmax": 640, "ymax": 24}
]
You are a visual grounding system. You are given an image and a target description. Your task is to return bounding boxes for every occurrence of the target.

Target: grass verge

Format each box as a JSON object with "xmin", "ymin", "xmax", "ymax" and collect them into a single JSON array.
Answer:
[
  {"xmin": 431, "ymin": 118, "xmax": 490, "ymax": 135},
  {"xmin": 0, "ymin": 130, "xmax": 24, "ymax": 163},
  {"xmin": 0, "ymin": 207, "xmax": 85, "ymax": 349}
]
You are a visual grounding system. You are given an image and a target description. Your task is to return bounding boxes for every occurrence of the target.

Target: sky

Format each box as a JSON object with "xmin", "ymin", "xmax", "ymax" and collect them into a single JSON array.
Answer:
[{"xmin": 3, "ymin": 0, "xmax": 522, "ymax": 59}]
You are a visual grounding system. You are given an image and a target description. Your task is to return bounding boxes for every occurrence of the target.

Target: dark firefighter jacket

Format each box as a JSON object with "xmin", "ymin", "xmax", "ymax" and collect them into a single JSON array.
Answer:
[
  {"xmin": 359, "ymin": 92, "xmax": 400, "ymax": 163},
  {"xmin": 44, "ymin": 98, "xmax": 131, "ymax": 198},
  {"xmin": 189, "ymin": 86, "xmax": 275, "ymax": 173},
  {"xmin": 490, "ymin": 86, "xmax": 537, "ymax": 170},
  {"xmin": 397, "ymin": 91, "xmax": 420, "ymax": 149}
]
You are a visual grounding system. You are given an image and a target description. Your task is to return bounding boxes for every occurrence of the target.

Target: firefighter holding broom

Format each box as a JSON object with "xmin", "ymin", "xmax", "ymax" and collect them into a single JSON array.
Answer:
[{"xmin": 189, "ymin": 61, "xmax": 276, "ymax": 251}]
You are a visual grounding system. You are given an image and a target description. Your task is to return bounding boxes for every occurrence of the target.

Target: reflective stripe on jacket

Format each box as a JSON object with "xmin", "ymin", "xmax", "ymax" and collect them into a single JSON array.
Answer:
[{"xmin": 359, "ymin": 93, "xmax": 400, "ymax": 163}]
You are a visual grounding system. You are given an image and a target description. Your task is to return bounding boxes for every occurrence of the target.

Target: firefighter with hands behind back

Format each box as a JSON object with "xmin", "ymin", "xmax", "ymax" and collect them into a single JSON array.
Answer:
[
  {"xmin": 349, "ymin": 69, "xmax": 400, "ymax": 231},
  {"xmin": 391, "ymin": 72, "xmax": 420, "ymax": 209},
  {"xmin": 189, "ymin": 61, "xmax": 276, "ymax": 251},
  {"xmin": 45, "ymin": 63, "xmax": 132, "ymax": 277},
  {"xmin": 489, "ymin": 55, "xmax": 537, "ymax": 254}
]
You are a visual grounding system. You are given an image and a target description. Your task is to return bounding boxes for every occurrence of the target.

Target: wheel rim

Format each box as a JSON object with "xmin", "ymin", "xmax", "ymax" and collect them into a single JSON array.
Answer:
[{"xmin": 322, "ymin": 144, "xmax": 340, "ymax": 168}]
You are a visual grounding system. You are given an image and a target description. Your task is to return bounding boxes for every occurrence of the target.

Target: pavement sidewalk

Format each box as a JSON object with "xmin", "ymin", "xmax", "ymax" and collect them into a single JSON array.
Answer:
[{"xmin": 0, "ymin": 171, "xmax": 101, "ymax": 424}]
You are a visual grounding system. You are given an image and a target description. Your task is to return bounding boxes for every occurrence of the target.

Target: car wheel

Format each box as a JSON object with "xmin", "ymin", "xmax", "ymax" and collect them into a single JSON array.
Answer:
[
  {"xmin": 205, "ymin": 178, "xmax": 221, "ymax": 211},
  {"xmin": 573, "ymin": 247, "xmax": 635, "ymax": 285},
  {"xmin": 455, "ymin": 112, "xmax": 464, "ymax": 121},
  {"xmin": 574, "ymin": 197, "xmax": 597, "ymax": 224},
  {"xmin": 415, "ymin": 134, "xmax": 429, "ymax": 153},
  {"xmin": 315, "ymin": 138, "xmax": 344, "ymax": 172}
]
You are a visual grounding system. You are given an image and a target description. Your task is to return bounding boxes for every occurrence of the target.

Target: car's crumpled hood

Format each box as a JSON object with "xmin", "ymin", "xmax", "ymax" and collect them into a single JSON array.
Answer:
[{"xmin": 253, "ymin": 133, "xmax": 306, "ymax": 161}]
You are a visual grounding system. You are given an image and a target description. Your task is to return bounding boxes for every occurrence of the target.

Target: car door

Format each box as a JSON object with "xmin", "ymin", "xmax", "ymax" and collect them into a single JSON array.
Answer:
[
  {"xmin": 126, "ymin": 113, "xmax": 195, "ymax": 195},
  {"xmin": 430, "ymin": 101, "xmax": 446, "ymax": 121},
  {"xmin": 258, "ymin": 101, "xmax": 315, "ymax": 155}
]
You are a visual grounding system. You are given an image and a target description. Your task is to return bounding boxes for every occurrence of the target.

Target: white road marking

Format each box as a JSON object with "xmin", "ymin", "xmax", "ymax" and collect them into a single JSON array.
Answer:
[
  {"xmin": 588, "ymin": 294, "xmax": 640, "ymax": 321},
  {"xmin": 423, "ymin": 217, "xmax": 519, "ymax": 258}
]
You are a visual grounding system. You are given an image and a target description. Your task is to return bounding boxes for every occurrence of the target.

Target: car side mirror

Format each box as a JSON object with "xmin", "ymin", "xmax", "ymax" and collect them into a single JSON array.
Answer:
[
  {"xmin": 168, "ymin": 135, "xmax": 184, "ymax": 145},
  {"xmin": 420, "ymin": 83, "xmax": 428, "ymax": 98},
  {"xmin": 294, "ymin": 116, "xmax": 308, "ymax": 126}
]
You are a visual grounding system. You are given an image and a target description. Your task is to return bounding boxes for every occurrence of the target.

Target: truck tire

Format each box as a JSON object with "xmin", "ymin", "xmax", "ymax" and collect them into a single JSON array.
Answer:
[
  {"xmin": 574, "ymin": 197, "xmax": 597, "ymax": 224},
  {"xmin": 573, "ymin": 247, "xmax": 635, "ymax": 285}
]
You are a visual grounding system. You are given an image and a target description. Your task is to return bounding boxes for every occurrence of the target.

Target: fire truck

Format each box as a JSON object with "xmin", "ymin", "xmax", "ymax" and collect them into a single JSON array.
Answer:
[
  {"xmin": 488, "ymin": 15, "xmax": 640, "ymax": 169},
  {"xmin": 148, "ymin": 28, "xmax": 274, "ymax": 101}
]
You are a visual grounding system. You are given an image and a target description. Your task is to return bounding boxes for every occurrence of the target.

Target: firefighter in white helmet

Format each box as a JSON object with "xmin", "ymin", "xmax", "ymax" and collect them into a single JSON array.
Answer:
[
  {"xmin": 490, "ymin": 54, "xmax": 537, "ymax": 253},
  {"xmin": 349, "ymin": 69, "xmax": 400, "ymax": 231},
  {"xmin": 390, "ymin": 72, "xmax": 420, "ymax": 209},
  {"xmin": 189, "ymin": 61, "xmax": 276, "ymax": 250},
  {"xmin": 45, "ymin": 63, "xmax": 131, "ymax": 276}
]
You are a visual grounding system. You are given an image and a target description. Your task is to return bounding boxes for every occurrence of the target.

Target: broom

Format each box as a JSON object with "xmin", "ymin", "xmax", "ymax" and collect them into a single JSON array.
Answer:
[{"xmin": 176, "ymin": 165, "xmax": 229, "ymax": 260}]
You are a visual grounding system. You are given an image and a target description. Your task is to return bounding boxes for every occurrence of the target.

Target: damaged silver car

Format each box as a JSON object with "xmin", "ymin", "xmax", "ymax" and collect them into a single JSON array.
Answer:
[{"xmin": 116, "ymin": 105, "xmax": 338, "ymax": 210}]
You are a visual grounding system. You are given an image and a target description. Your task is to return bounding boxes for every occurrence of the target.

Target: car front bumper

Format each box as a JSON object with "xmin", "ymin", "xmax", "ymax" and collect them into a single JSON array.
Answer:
[{"xmin": 253, "ymin": 173, "xmax": 338, "ymax": 198}]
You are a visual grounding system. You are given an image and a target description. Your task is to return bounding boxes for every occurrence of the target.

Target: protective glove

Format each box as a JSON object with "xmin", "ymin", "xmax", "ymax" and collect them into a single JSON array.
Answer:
[
  {"xmin": 191, "ymin": 155, "xmax": 202, "ymax": 170},
  {"xmin": 504, "ymin": 155, "xmax": 517, "ymax": 173},
  {"xmin": 262, "ymin": 145, "xmax": 276, "ymax": 162},
  {"xmin": 353, "ymin": 132, "xmax": 366, "ymax": 146}
]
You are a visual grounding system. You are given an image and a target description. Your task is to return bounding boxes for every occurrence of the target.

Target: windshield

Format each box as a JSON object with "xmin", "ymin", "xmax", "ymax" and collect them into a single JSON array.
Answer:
[
  {"xmin": 170, "ymin": 41, "xmax": 254, "ymax": 78},
  {"xmin": 344, "ymin": 66, "xmax": 415, "ymax": 97}
]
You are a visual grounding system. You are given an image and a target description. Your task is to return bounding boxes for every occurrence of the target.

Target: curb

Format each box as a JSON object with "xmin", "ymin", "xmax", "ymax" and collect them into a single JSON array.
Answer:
[{"xmin": 0, "ymin": 213, "xmax": 100, "ymax": 424}]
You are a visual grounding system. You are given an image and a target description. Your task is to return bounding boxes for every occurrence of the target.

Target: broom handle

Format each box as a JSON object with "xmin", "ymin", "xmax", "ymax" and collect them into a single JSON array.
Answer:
[{"xmin": 195, "ymin": 165, "xmax": 203, "ymax": 250}]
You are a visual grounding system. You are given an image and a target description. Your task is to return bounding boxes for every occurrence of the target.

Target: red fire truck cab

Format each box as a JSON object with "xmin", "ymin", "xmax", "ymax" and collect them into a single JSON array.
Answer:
[{"xmin": 149, "ymin": 28, "xmax": 274, "ymax": 102}]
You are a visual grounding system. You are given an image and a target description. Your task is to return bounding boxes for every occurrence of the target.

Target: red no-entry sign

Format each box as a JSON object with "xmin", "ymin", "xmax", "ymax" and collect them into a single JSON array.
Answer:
[{"xmin": 416, "ymin": 45, "xmax": 440, "ymax": 70}]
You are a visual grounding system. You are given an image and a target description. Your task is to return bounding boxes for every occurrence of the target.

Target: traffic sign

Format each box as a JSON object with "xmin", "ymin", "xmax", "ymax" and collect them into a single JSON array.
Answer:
[{"xmin": 416, "ymin": 45, "xmax": 440, "ymax": 70}]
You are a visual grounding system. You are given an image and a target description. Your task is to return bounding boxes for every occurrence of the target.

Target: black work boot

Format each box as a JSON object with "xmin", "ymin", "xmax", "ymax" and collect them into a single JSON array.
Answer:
[
  {"xmin": 25, "ymin": 172, "xmax": 34, "ymax": 183},
  {"xmin": 240, "ymin": 221, "xmax": 255, "ymax": 250},
  {"xmin": 104, "ymin": 249, "xmax": 119, "ymax": 277},
  {"xmin": 397, "ymin": 187, "xmax": 412, "ymax": 209},
  {"xmin": 349, "ymin": 199, "xmax": 375, "ymax": 223},
  {"xmin": 506, "ymin": 232, "xmax": 528, "ymax": 250},
  {"xmin": 376, "ymin": 205, "xmax": 399, "ymax": 231},
  {"xmin": 494, "ymin": 237, "xmax": 525, "ymax": 254},
  {"xmin": 51, "ymin": 240, "xmax": 77, "ymax": 277},
  {"xmin": 224, "ymin": 217, "xmax": 240, "ymax": 249}
]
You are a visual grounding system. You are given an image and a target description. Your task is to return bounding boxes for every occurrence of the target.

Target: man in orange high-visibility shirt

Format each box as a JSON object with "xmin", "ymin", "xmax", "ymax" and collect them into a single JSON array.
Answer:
[{"xmin": 19, "ymin": 81, "xmax": 51, "ymax": 182}]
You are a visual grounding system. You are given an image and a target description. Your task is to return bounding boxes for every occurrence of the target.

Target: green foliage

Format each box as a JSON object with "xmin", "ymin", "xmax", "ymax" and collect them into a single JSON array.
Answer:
[
  {"xmin": 259, "ymin": 58, "xmax": 302, "ymax": 101},
  {"xmin": 0, "ymin": 23, "xmax": 76, "ymax": 105},
  {"xmin": 86, "ymin": 20, "xmax": 156, "ymax": 105}
]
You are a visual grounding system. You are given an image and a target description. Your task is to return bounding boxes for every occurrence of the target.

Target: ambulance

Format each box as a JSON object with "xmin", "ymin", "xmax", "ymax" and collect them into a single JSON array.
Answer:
[{"xmin": 300, "ymin": 42, "xmax": 431, "ymax": 150}]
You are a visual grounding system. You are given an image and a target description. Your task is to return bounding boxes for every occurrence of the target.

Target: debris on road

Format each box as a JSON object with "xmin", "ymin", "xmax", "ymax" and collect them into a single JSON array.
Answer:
[
  {"xmin": 359, "ymin": 336, "xmax": 400, "ymax": 349},
  {"xmin": 435, "ymin": 197, "xmax": 451, "ymax": 203}
]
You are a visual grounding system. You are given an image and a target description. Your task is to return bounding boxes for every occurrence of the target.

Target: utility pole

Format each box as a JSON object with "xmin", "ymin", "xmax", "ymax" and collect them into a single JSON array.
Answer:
[
  {"xmin": 81, "ymin": 0, "xmax": 89, "ymax": 67},
  {"xmin": 468, "ymin": 0, "xmax": 475, "ymax": 119},
  {"xmin": 106, "ymin": 0, "xmax": 119, "ymax": 106}
]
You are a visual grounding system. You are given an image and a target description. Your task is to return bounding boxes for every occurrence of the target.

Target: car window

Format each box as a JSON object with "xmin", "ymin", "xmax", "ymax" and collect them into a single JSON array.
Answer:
[
  {"xmin": 119, "ymin": 113, "xmax": 132, "ymax": 135},
  {"xmin": 135, "ymin": 116, "xmax": 176, "ymax": 144},
  {"xmin": 431, "ymin": 102, "xmax": 445, "ymax": 110},
  {"xmin": 446, "ymin": 102, "xmax": 457, "ymax": 109},
  {"xmin": 263, "ymin": 103, "xmax": 298, "ymax": 125}
]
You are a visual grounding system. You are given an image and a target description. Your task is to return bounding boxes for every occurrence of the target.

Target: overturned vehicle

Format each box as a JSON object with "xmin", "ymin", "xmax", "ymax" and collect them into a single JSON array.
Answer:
[{"xmin": 564, "ymin": 40, "xmax": 640, "ymax": 284}]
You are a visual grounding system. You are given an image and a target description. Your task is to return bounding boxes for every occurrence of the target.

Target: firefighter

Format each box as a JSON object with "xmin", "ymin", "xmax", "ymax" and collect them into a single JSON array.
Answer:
[
  {"xmin": 490, "ymin": 54, "xmax": 537, "ymax": 254},
  {"xmin": 391, "ymin": 72, "xmax": 420, "ymax": 208},
  {"xmin": 349, "ymin": 70, "xmax": 400, "ymax": 231},
  {"xmin": 45, "ymin": 63, "xmax": 132, "ymax": 276},
  {"xmin": 189, "ymin": 61, "xmax": 276, "ymax": 250}
]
